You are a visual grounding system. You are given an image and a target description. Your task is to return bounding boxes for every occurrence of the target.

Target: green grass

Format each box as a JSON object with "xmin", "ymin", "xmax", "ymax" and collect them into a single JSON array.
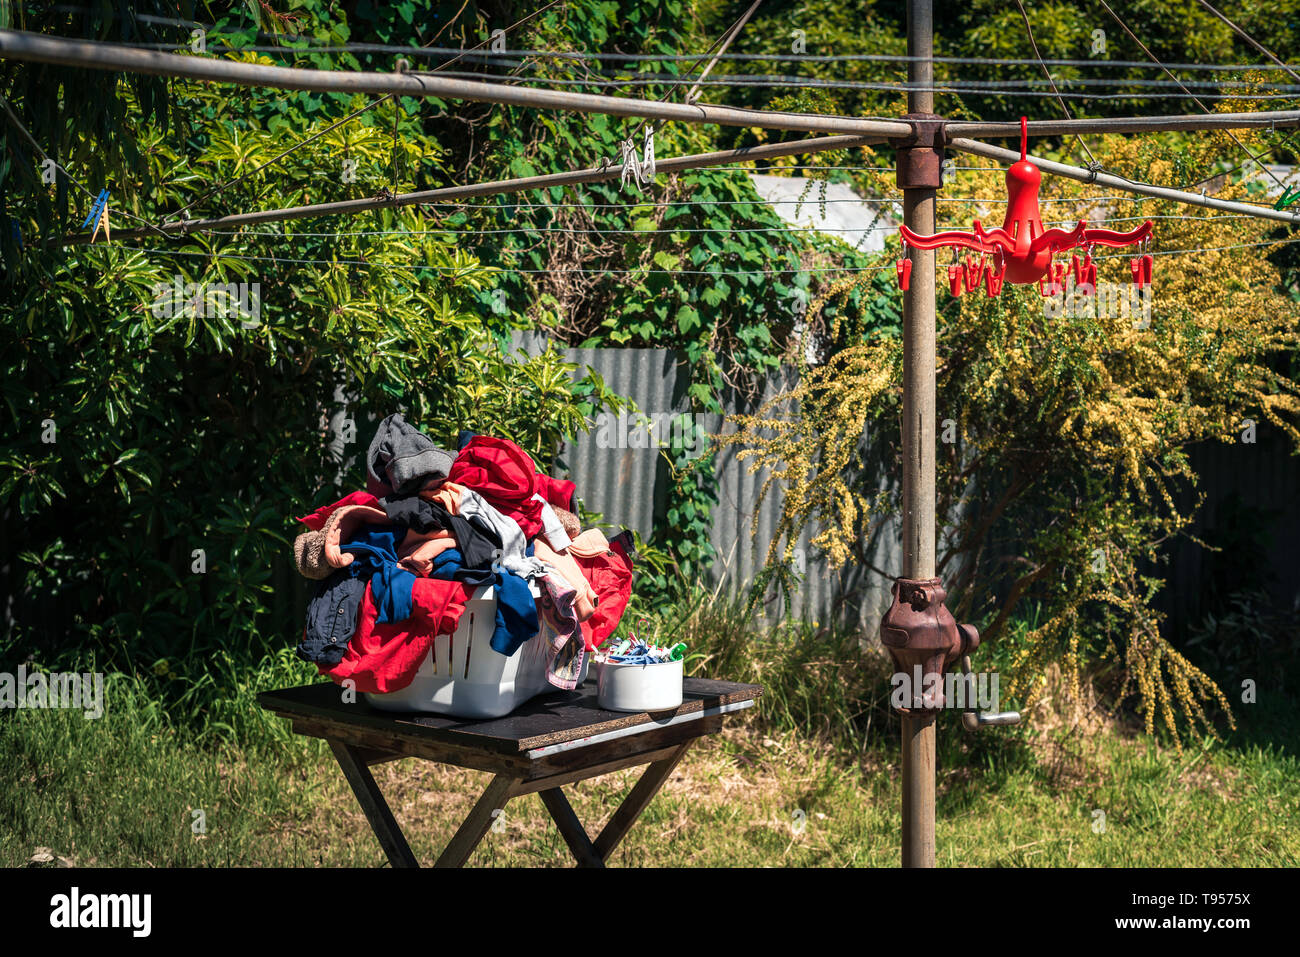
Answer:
[
  {"xmin": 2, "ymin": 697, "xmax": 1295, "ymax": 867},
  {"xmin": 2, "ymin": 589, "xmax": 1296, "ymax": 867}
]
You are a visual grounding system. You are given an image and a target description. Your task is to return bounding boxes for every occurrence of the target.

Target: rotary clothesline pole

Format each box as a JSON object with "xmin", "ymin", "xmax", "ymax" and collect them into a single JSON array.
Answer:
[{"xmin": 899, "ymin": 0, "xmax": 939, "ymax": 871}]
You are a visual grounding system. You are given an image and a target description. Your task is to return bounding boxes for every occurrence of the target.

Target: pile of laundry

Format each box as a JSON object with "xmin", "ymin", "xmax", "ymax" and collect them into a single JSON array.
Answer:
[{"xmin": 290, "ymin": 414, "xmax": 634, "ymax": 696}]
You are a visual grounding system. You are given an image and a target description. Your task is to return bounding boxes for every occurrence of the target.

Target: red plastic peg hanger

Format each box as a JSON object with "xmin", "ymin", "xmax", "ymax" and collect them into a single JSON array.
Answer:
[{"xmin": 897, "ymin": 116, "xmax": 1153, "ymax": 291}]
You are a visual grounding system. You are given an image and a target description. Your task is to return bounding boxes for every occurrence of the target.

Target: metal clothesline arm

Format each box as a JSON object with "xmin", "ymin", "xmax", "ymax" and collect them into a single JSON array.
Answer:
[
  {"xmin": 947, "ymin": 112, "xmax": 1300, "ymax": 137},
  {"xmin": 58, "ymin": 133, "xmax": 883, "ymax": 243},
  {"xmin": 4, "ymin": 30, "xmax": 1300, "ymax": 139},
  {"xmin": 947, "ymin": 136, "xmax": 1300, "ymax": 226},
  {"xmin": 0, "ymin": 29, "xmax": 912, "ymax": 139}
]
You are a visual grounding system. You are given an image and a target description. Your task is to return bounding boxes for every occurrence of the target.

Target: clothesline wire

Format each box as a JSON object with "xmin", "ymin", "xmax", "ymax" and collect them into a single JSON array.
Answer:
[
  {"xmin": 92, "ymin": 245, "xmax": 899, "ymax": 274},
  {"xmin": 698, "ymin": 164, "xmax": 1286, "ymax": 176},
  {"xmin": 84, "ymin": 236, "xmax": 1300, "ymax": 272},
  {"xmin": 323, "ymin": 70, "xmax": 1300, "ymax": 99},
  {"xmin": 379, "ymin": 194, "xmax": 1283, "ymax": 208},
  {"xmin": 191, "ymin": 212, "xmax": 1271, "ymax": 240},
  {"xmin": 416, "ymin": 67, "xmax": 1300, "ymax": 93},
  {"xmin": 66, "ymin": 45, "xmax": 1300, "ymax": 95},
  {"xmin": 34, "ymin": 180, "xmax": 1286, "ymax": 245},
  {"xmin": 89, "ymin": 36, "xmax": 1300, "ymax": 72},
  {"xmin": 20, "ymin": 7, "xmax": 1298, "ymax": 300}
]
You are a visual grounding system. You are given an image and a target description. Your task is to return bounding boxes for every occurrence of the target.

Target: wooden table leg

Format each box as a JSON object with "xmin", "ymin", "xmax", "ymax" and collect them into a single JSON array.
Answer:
[
  {"xmin": 593, "ymin": 740, "xmax": 693, "ymax": 861},
  {"xmin": 538, "ymin": 788, "xmax": 605, "ymax": 868},
  {"xmin": 329, "ymin": 740, "xmax": 419, "ymax": 868},
  {"xmin": 434, "ymin": 774, "xmax": 520, "ymax": 868}
]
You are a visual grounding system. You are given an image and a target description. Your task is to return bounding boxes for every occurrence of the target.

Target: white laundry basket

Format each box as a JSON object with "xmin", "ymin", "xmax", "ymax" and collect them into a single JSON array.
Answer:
[{"xmin": 365, "ymin": 583, "xmax": 587, "ymax": 719}]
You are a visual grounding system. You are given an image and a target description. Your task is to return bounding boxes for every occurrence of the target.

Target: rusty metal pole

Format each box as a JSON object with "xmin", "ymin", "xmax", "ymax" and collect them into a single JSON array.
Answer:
[{"xmin": 900, "ymin": 0, "xmax": 938, "ymax": 869}]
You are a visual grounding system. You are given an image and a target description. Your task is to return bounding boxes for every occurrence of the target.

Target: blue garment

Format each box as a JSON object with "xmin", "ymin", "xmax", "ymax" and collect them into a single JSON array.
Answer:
[
  {"xmin": 341, "ymin": 524, "xmax": 416, "ymax": 624},
  {"xmin": 298, "ymin": 569, "xmax": 367, "ymax": 666},
  {"xmin": 428, "ymin": 549, "xmax": 538, "ymax": 657}
]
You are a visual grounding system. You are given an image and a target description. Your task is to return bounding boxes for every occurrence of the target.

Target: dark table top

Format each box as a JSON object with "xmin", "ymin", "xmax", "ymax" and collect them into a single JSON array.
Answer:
[{"xmin": 258, "ymin": 677, "xmax": 763, "ymax": 754}]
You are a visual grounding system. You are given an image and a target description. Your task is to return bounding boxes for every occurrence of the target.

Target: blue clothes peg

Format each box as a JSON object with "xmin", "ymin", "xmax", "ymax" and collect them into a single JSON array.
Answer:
[{"xmin": 81, "ymin": 189, "xmax": 110, "ymax": 241}]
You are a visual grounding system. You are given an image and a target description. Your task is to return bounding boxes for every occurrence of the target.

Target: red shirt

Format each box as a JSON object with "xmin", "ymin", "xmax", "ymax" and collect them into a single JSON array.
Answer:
[
  {"xmin": 574, "ymin": 534, "xmax": 634, "ymax": 651},
  {"xmin": 448, "ymin": 436, "xmax": 575, "ymax": 538},
  {"xmin": 321, "ymin": 577, "xmax": 472, "ymax": 693}
]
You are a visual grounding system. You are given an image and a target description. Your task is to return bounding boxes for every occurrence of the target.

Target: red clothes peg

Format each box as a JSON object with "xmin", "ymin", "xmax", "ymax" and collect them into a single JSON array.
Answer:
[
  {"xmin": 1038, "ymin": 275, "xmax": 1057, "ymax": 297},
  {"xmin": 1071, "ymin": 254, "xmax": 1083, "ymax": 286},
  {"xmin": 948, "ymin": 264, "xmax": 965, "ymax": 297},
  {"xmin": 1082, "ymin": 252, "xmax": 1097, "ymax": 287},
  {"xmin": 985, "ymin": 250, "xmax": 1008, "ymax": 296},
  {"xmin": 1051, "ymin": 261, "xmax": 1067, "ymax": 289},
  {"xmin": 897, "ymin": 258, "xmax": 912, "ymax": 290},
  {"xmin": 1130, "ymin": 257, "xmax": 1143, "ymax": 287},
  {"xmin": 1141, "ymin": 254, "xmax": 1153, "ymax": 286},
  {"xmin": 964, "ymin": 254, "xmax": 983, "ymax": 290}
]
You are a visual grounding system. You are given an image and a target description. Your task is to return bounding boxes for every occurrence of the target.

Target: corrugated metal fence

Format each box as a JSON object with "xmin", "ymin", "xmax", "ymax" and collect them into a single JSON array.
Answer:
[{"xmin": 528, "ymin": 337, "xmax": 901, "ymax": 630}]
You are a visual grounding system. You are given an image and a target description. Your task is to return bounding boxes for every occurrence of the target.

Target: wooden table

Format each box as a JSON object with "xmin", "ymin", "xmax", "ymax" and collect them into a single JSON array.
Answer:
[{"xmin": 258, "ymin": 677, "xmax": 762, "ymax": 868}]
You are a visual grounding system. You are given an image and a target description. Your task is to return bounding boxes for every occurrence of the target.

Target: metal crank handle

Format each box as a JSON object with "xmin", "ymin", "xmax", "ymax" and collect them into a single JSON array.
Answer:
[{"xmin": 958, "ymin": 655, "xmax": 1022, "ymax": 731}]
